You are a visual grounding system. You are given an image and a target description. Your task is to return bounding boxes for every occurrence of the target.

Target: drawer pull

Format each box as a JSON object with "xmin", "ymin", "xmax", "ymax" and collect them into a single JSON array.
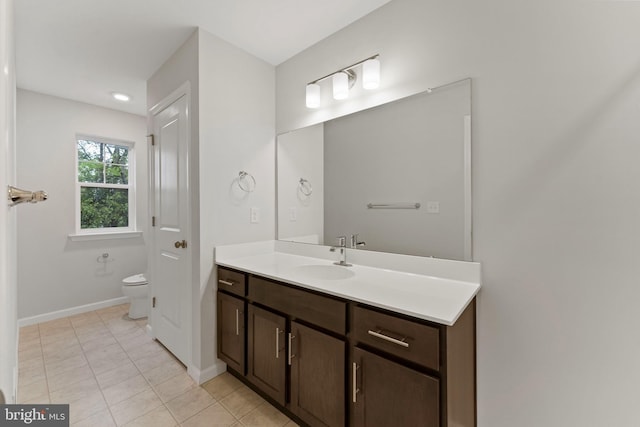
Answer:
[
  {"xmin": 218, "ymin": 279, "xmax": 234, "ymax": 286},
  {"xmin": 368, "ymin": 329, "xmax": 410, "ymax": 348}
]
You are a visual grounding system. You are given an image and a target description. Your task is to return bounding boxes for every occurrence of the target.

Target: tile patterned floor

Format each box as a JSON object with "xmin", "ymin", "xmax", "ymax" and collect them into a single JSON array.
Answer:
[{"xmin": 17, "ymin": 304, "xmax": 298, "ymax": 427}]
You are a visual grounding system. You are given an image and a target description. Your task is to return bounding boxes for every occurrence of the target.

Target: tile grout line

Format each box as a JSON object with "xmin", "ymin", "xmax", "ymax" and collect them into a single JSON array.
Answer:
[
  {"xmin": 74, "ymin": 310, "xmax": 119, "ymax": 426},
  {"xmin": 91, "ymin": 307, "xmax": 165, "ymax": 427},
  {"xmin": 19, "ymin": 326, "xmax": 49, "ymax": 404},
  {"xmin": 120, "ymin": 322, "xmax": 183, "ymax": 426},
  {"xmin": 35, "ymin": 323, "xmax": 53, "ymax": 405}
]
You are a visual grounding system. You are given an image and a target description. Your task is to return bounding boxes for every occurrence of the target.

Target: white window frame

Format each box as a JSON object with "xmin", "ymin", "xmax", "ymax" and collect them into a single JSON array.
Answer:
[{"xmin": 74, "ymin": 134, "xmax": 137, "ymax": 236}]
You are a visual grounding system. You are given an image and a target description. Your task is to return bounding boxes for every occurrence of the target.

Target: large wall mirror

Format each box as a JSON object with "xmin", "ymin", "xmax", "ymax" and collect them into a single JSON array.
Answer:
[{"xmin": 277, "ymin": 78, "xmax": 471, "ymax": 261}]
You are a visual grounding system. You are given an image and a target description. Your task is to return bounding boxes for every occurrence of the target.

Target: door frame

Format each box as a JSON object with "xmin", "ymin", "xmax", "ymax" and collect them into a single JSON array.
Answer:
[
  {"xmin": 148, "ymin": 81, "xmax": 192, "ymax": 369},
  {"xmin": 0, "ymin": 0, "xmax": 17, "ymax": 404}
]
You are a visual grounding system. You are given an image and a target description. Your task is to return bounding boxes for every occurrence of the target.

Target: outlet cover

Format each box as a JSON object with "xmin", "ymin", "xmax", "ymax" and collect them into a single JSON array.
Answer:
[
  {"xmin": 289, "ymin": 207, "xmax": 297, "ymax": 221},
  {"xmin": 427, "ymin": 201, "xmax": 440, "ymax": 214},
  {"xmin": 250, "ymin": 207, "xmax": 260, "ymax": 223}
]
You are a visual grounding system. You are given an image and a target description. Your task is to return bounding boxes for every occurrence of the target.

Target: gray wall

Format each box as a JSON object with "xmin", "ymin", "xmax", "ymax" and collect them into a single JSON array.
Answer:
[
  {"xmin": 16, "ymin": 90, "xmax": 148, "ymax": 319},
  {"xmin": 147, "ymin": 29, "xmax": 203, "ymax": 373},
  {"xmin": 148, "ymin": 28, "xmax": 275, "ymax": 378},
  {"xmin": 198, "ymin": 28, "xmax": 275, "ymax": 373},
  {"xmin": 276, "ymin": 1, "xmax": 640, "ymax": 425}
]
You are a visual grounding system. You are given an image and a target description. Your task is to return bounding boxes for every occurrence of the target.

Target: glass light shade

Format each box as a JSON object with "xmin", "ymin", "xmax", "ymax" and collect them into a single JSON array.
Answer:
[
  {"xmin": 306, "ymin": 83, "xmax": 320, "ymax": 108},
  {"xmin": 362, "ymin": 58, "xmax": 380, "ymax": 90},
  {"xmin": 332, "ymin": 72, "xmax": 349, "ymax": 100}
]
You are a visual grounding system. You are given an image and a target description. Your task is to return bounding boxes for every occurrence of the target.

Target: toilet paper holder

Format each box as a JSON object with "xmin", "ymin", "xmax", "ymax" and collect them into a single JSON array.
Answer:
[{"xmin": 96, "ymin": 253, "xmax": 114, "ymax": 263}]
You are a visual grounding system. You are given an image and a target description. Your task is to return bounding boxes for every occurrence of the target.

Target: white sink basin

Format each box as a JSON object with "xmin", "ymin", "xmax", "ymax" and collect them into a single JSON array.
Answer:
[{"xmin": 292, "ymin": 264, "xmax": 355, "ymax": 280}]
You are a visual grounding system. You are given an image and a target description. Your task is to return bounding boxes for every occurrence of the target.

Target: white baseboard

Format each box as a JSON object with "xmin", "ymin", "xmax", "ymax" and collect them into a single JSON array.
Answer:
[
  {"xmin": 17, "ymin": 296, "xmax": 129, "ymax": 327},
  {"xmin": 187, "ymin": 360, "xmax": 227, "ymax": 385}
]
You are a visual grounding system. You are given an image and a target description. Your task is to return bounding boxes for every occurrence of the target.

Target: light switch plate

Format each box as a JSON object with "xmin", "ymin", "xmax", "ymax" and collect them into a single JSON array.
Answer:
[{"xmin": 289, "ymin": 207, "xmax": 297, "ymax": 221}]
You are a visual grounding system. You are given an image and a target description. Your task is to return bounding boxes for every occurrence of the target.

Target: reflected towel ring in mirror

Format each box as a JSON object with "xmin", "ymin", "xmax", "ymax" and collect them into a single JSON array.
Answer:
[
  {"xmin": 299, "ymin": 178, "xmax": 313, "ymax": 196},
  {"xmin": 238, "ymin": 171, "xmax": 256, "ymax": 192}
]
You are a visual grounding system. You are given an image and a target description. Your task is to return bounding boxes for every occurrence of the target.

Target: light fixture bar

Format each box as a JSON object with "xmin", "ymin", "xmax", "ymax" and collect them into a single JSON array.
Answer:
[{"xmin": 307, "ymin": 54, "xmax": 380, "ymax": 85}]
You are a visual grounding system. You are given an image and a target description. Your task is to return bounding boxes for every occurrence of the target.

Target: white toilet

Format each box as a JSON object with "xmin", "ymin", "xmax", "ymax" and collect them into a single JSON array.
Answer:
[{"xmin": 121, "ymin": 273, "xmax": 149, "ymax": 319}]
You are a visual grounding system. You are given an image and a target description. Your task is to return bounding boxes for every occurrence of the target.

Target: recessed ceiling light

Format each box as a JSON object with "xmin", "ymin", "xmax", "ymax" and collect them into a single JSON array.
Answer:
[{"xmin": 112, "ymin": 92, "xmax": 131, "ymax": 102}]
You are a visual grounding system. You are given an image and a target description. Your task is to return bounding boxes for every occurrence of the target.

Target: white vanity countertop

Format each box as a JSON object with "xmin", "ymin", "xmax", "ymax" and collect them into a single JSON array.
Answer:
[{"xmin": 215, "ymin": 241, "xmax": 481, "ymax": 326}]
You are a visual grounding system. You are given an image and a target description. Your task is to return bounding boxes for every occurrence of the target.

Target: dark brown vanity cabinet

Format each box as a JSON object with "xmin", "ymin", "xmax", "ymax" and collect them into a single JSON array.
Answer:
[
  {"xmin": 351, "ymin": 347, "xmax": 439, "ymax": 427},
  {"xmin": 350, "ymin": 303, "xmax": 476, "ymax": 427},
  {"xmin": 217, "ymin": 267, "xmax": 246, "ymax": 297},
  {"xmin": 247, "ymin": 304, "xmax": 287, "ymax": 405},
  {"xmin": 216, "ymin": 267, "xmax": 248, "ymax": 375},
  {"xmin": 217, "ymin": 291, "xmax": 246, "ymax": 374},
  {"xmin": 247, "ymin": 275, "xmax": 347, "ymax": 427},
  {"xmin": 290, "ymin": 321, "xmax": 345, "ymax": 427},
  {"xmin": 216, "ymin": 265, "xmax": 476, "ymax": 427}
]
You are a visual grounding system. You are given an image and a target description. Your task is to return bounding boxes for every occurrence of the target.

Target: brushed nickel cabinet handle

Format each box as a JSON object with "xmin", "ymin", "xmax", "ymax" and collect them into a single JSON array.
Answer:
[
  {"xmin": 275, "ymin": 328, "xmax": 284, "ymax": 358},
  {"xmin": 218, "ymin": 279, "xmax": 234, "ymax": 286},
  {"xmin": 288, "ymin": 333, "xmax": 296, "ymax": 366},
  {"xmin": 352, "ymin": 362, "xmax": 360, "ymax": 403},
  {"xmin": 367, "ymin": 329, "xmax": 410, "ymax": 348},
  {"xmin": 235, "ymin": 309, "xmax": 239, "ymax": 336}
]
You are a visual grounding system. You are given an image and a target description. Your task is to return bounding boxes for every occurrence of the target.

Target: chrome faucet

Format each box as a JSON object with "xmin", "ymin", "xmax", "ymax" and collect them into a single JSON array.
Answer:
[
  {"xmin": 330, "ymin": 236, "xmax": 352, "ymax": 266},
  {"xmin": 350, "ymin": 234, "xmax": 366, "ymax": 249}
]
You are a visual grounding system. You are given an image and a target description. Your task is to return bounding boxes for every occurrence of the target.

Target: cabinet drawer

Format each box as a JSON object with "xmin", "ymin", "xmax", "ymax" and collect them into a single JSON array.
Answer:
[
  {"xmin": 249, "ymin": 276, "xmax": 347, "ymax": 335},
  {"xmin": 217, "ymin": 267, "xmax": 246, "ymax": 297},
  {"xmin": 352, "ymin": 306, "xmax": 440, "ymax": 371}
]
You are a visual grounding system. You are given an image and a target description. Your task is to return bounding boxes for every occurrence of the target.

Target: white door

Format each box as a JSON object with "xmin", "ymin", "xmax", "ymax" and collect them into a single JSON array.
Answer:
[{"xmin": 150, "ymin": 91, "xmax": 190, "ymax": 366}]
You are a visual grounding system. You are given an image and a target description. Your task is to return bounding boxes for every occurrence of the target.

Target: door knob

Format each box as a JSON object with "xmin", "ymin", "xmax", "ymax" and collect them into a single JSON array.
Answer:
[{"xmin": 174, "ymin": 240, "xmax": 187, "ymax": 249}]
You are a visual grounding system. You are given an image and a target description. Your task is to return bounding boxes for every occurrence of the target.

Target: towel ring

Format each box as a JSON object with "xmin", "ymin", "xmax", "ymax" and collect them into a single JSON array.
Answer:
[
  {"xmin": 299, "ymin": 178, "xmax": 313, "ymax": 196},
  {"xmin": 238, "ymin": 171, "xmax": 256, "ymax": 193}
]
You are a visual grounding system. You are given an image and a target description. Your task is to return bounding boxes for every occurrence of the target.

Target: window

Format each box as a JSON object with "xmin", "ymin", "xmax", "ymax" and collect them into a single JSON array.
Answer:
[{"xmin": 76, "ymin": 136, "xmax": 135, "ymax": 233}]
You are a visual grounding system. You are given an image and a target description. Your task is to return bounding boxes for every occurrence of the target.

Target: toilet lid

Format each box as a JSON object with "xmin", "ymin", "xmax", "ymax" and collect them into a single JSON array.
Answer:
[{"xmin": 123, "ymin": 273, "xmax": 147, "ymax": 285}]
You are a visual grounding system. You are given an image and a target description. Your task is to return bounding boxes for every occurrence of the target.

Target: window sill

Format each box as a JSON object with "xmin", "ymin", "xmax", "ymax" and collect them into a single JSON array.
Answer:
[{"xmin": 68, "ymin": 231, "xmax": 143, "ymax": 242}]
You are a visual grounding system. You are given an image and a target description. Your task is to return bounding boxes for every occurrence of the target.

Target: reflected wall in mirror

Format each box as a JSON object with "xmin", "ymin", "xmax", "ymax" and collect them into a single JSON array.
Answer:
[{"xmin": 277, "ymin": 78, "xmax": 471, "ymax": 261}]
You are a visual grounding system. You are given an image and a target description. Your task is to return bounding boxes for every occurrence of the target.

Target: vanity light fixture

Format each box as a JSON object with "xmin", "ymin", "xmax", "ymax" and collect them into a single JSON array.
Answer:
[
  {"xmin": 305, "ymin": 54, "xmax": 380, "ymax": 108},
  {"xmin": 305, "ymin": 83, "xmax": 321, "ymax": 108},
  {"xmin": 332, "ymin": 70, "xmax": 353, "ymax": 100},
  {"xmin": 362, "ymin": 57, "xmax": 381, "ymax": 90}
]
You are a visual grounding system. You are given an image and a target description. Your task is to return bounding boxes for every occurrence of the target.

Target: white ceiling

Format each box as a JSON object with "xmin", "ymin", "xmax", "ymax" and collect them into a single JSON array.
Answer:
[{"xmin": 15, "ymin": 0, "xmax": 391, "ymax": 116}]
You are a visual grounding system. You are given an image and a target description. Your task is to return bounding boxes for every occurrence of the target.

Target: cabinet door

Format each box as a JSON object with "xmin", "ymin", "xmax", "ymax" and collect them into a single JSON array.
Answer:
[
  {"xmin": 247, "ymin": 304, "xmax": 287, "ymax": 405},
  {"xmin": 351, "ymin": 347, "xmax": 439, "ymax": 427},
  {"xmin": 217, "ymin": 292, "xmax": 245, "ymax": 374},
  {"xmin": 290, "ymin": 321, "xmax": 345, "ymax": 427}
]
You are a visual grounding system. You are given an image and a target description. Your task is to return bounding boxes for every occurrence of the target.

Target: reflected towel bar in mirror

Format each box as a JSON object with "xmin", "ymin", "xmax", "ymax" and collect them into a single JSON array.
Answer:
[{"xmin": 367, "ymin": 202, "xmax": 421, "ymax": 209}]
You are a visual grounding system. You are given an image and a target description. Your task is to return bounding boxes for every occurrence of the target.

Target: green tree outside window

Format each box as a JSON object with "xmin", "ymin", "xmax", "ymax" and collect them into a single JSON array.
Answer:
[{"xmin": 77, "ymin": 138, "xmax": 132, "ymax": 229}]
